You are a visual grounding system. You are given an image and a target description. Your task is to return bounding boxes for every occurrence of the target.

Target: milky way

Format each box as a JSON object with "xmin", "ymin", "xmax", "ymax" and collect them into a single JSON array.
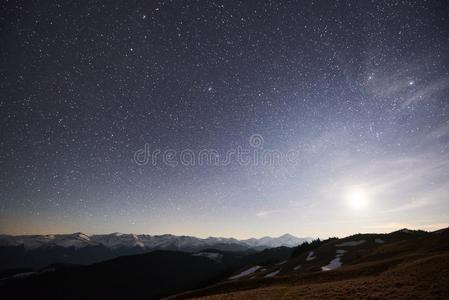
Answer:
[{"xmin": 1, "ymin": 1, "xmax": 449, "ymax": 238}]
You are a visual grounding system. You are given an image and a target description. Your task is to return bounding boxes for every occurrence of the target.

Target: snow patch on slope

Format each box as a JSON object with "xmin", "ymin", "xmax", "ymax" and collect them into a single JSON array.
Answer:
[
  {"xmin": 192, "ymin": 252, "xmax": 223, "ymax": 262},
  {"xmin": 321, "ymin": 257, "xmax": 342, "ymax": 271},
  {"xmin": 336, "ymin": 240, "xmax": 366, "ymax": 247},
  {"xmin": 264, "ymin": 270, "xmax": 280, "ymax": 278},
  {"xmin": 228, "ymin": 266, "xmax": 261, "ymax": 280},
  {"xmin": 322, "ymin": 249, "xmax": 346, "ymax": 271},
  {"xmin": 306, "ymin": 251, "xmax": 316, "ymax": 261}
]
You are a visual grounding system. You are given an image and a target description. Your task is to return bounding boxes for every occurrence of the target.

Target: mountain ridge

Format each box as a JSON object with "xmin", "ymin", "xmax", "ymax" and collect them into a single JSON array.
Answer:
[
  {"xmin": 0, "ymin": 232, "xmax": 311, "ymax": 250},
  {"xmin": 0, "ymin": 232, "xmax": 312, "ymax": 270}
]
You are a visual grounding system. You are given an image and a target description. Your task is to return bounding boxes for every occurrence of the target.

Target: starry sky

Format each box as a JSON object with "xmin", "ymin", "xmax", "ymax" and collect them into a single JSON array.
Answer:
[{"xmin": 1, "ymin": 1, "xmax": 449, "ymax": 238}]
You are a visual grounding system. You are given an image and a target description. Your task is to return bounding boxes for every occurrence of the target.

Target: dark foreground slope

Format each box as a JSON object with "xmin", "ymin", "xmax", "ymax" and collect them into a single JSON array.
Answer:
[
  {"xmin": 168, "ymin": 228, "xmax": 449, "ymax": 299},
  {"xmin": 0, "ymin": 247, "xmax": 293, "ymax": 300},
  {"xmin": 0, "ymin": 243, "xmax": 146, "ymax": 271},
  {"xmin": 0, "ymin": 250, "xmax": 227, "ymax": 300}
]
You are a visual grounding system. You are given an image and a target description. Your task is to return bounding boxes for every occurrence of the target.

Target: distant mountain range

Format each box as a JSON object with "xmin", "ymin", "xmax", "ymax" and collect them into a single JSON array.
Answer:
[
  {"xmin": 0, "ymin": 232, "xmax": 311, "ymax": 270},
  {"xmin": 0, "ymin": 232, "xmax": 309, "ymax": 251}
]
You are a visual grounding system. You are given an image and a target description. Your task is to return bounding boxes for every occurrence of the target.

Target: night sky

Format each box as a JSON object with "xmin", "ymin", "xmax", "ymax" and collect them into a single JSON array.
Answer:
[{"xmin": 1, "ymin": 1, "xmax": 449, "ymax": 238}]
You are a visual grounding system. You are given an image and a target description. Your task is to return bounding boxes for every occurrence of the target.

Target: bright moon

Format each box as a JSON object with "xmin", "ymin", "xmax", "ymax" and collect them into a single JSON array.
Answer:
[{"xmin": 344, "ymin": 186, "xmax": 370, "ymax": 210}]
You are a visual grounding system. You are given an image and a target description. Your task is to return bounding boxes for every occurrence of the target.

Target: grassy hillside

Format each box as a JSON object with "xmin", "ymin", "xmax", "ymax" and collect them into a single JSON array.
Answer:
[
  {"xmin": 168, "ymin": 228, "xmax": 449, "ymax": 299},
  {"xmin": 0, "ymin": 247, "xmax": 293, "ymax": 299}
]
